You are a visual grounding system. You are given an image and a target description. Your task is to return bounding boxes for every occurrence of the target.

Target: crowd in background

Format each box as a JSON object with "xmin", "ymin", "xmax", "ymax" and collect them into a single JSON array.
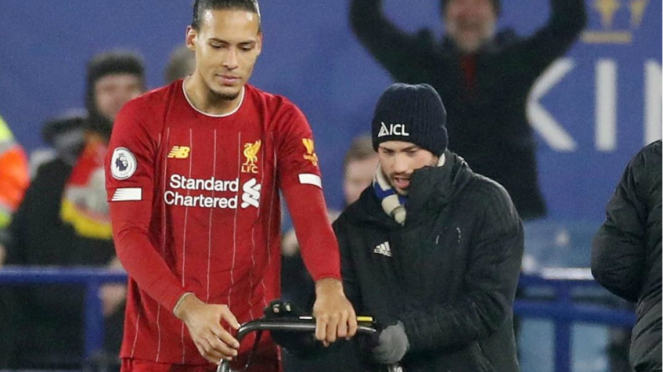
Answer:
[{"xmin": 0, "ymin": 0, "xmax": 660, "ymax": 371}]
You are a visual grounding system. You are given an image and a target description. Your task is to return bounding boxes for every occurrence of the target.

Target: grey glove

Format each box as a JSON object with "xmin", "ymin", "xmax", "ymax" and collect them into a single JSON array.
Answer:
[{"xmin": 372, "ymin": 321, "xmax": 409, "ymax": 364}]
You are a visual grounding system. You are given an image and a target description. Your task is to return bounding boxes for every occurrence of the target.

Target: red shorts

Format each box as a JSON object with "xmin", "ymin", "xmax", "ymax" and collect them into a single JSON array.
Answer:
[
  {"xmin": 121, "ymin": 357, "xmax": 280, "ymax": 372},
  {"xmin": 121, "ymin": 359, "xmax": 216, "ymax": 372}
]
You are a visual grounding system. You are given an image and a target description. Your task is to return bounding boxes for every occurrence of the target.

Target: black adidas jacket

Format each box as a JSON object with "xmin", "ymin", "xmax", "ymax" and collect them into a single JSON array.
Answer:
[
  {"xmin": 592, "ymin": 140, "xmax": 662, "ymax": 372},
  {"xmin": 333, "ymin": 152, "xmax": 523, "ymax": 372}
]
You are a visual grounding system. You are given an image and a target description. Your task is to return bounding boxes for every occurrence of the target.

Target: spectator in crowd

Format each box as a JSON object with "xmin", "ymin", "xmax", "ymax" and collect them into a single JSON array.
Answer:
[
  {"xmin": 29, "ymin": 109, "xmax": 88, "ymax": 175},
  {"xmin": 349, "ymin": 0, "xmax": 587, "ymax": 220},
  {"xmin": 105, "ymin": 1, "xmax": 356, "ymax": 371},
  {"xmin": 333, "ymin": 83, "xmax": 523, "ymax": 371},
  {"xmin": 0, "ymin": 114, "xmax": 29, "ymax": 266},
  {"xmin": 592, "ymin": 140, "xmax": 662, "ymax": 372},
  {"xmin": 342, "ymin": 134, "xmax": 379, "ymax": 206},
  {"xmin": 165, "ymin": 44, "xmax": 196, "ymax": 83},
  {"xmin": 0, "ymin": 114, "xmax": 30, "ymax": 369},
  {"xmin": 3, "ymin": 50, "xmax": 146, "ymax": 370}
]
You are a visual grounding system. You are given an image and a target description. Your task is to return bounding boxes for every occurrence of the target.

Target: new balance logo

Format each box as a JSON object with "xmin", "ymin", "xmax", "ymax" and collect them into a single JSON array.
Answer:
[
  {"xmin": 374, "ymin": 241, "xmax": 392, "ymax": 257},
  {"xmin": 377, "ymin": 122, "xmax": 409, "ymax": 137},
  {"xmin": 168, "ymin": 146, "xmax": 191, "ymax": 159}
]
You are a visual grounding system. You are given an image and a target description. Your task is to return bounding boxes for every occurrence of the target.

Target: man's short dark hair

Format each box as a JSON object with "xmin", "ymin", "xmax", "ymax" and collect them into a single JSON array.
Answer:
[
  {"xmin": 343, "ymin": 134, "xmax": 376, "ymax": 175},
  {"xmin": 85, "ymin": 50, "xmax": 145, "ymax": 139},
  {"xmin": 191, "ymin": 0, "xmax": 261, "ymax": 30},
  {"xmin": 86, "ymin": 50, "xmax": 145, "ymax": 89}
]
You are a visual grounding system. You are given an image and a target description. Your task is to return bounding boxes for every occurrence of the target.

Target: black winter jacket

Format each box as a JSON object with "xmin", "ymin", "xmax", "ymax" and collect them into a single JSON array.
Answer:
[
  {"xmin": 333, "ymin": 152, "xmax": 523, "ymax": 372},
  {"xmin": 349, "ymin": 0, "xmax": 587, "ymax": 220},
  {"xmin": 592, "ymin": 140, "xmax": 662, "ymax": 372}
]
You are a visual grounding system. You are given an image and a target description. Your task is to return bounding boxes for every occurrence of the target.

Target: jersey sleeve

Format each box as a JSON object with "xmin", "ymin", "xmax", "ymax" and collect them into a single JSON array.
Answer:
[
  {"xmin": 275, "ymin": 102, "xmax": 341, "ymax": 282},
  {"xmin": 105, "ymin": 100, "xmax": 187, "ymax": 311}
]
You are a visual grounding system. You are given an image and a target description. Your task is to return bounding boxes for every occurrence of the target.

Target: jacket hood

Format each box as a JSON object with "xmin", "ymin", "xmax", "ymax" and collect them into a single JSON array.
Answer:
[{"xmin": 346, "ymin": 151, "xmax": 474, "ymax": 227}]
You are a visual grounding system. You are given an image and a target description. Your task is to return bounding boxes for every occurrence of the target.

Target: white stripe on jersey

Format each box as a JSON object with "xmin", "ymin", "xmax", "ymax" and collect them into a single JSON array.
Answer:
[
  {"xmin": 249, "ymin": 131, "xmax": 266, "ymax": 320},
  {"xmin": 299, "ymin": 173, "xmax": 322, "ymax": 188},
  {"xmin": 207, "ymin": 129, "xmax": 217, "ymax": 303},
  {"xmin": 111, "ymin": 188, "xmax": 142, "ymax": 201},
  {"xmin": 262, "ymin": 134, "xmax": 277, "ymax": 310},
  {"xmin": 156, "ymin": 129, "xmax": 168, "ymax": 362},
  {"xmin": 130, "ymin": 313, "xmax": 141, "ymax": 358},
  {"xmin": 180, "ymin": 128, "xmax": 193, "ymax": 363},
  {"xmin": 229, "ymin": 132, "xmax": 241, "ymax": 309}
]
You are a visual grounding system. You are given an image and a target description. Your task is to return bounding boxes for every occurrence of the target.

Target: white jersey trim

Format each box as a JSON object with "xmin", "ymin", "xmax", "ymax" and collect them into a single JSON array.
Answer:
[
  {"xmin": 180, "ymin": 128, "xmax": 193, "ymax": 363},
  {"xmin": 298, "ymin": 173, "xmax": 322, "ymax": 188},
  {"xmin": 182, "ymin": 82, "xmax": 245, "ymax": 118},
  {"xmin": 111, "ymin": 188, "xmax": 143, "ymax": 201}
]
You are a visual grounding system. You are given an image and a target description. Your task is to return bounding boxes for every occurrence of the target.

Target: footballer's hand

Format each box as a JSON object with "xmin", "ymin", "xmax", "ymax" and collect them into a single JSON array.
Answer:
[
  {"xmin": 313, "ymin": 278, "xmax": 357, "ymax": 346},
  {"xmin": 173, "ymin": 293, "xmax": 241, "ymax": 365}
]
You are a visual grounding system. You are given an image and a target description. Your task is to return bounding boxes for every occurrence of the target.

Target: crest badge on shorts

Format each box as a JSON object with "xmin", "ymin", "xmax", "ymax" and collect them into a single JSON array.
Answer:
[{"xmin": 111, "ymin": 147, "xmax": 137, "ymax": 180}]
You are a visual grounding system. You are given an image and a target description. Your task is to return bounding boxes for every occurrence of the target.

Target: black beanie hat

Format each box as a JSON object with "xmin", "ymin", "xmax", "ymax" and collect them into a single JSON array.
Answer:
[
  {"xmin": 440, "ymin": 0, "xmax": 501, "ymax": 16},
  {"xmin": 371, "ymin": 83, "xmax": 448, "ymax": 157}
]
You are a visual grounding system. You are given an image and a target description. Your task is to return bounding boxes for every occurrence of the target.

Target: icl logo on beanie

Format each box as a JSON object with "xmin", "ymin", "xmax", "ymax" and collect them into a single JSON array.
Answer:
[
  {"xmin": 377, "ymin": 122, "xmax": 410, "ymax": 137},
  {"xmin": 371, "ymin": 83, "xmax": 448, "ymax": 157}
]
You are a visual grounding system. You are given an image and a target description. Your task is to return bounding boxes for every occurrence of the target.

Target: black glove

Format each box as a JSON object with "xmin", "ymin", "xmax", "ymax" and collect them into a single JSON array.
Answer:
[
  {"xmin": 371, "ymin": 321, "xmax": 409, "ymax": 365},
  {"xmin": 263, "ymin": 299, "xmax": 323, "ymax": 357}
]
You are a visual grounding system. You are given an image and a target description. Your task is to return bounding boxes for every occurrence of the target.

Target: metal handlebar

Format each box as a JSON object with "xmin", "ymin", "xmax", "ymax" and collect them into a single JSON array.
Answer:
[{"xmin": 217, "ymin": 316, "xmax": 379, "ymax": 372}]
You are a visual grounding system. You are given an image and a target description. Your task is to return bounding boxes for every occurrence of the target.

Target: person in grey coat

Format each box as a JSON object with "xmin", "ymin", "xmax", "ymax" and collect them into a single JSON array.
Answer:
[
  {"xmin": 334, "ymin": 83, "xmax": 523, "ymax": 372},
  {"xmin": 592, "ymin": 140, "xmax": 662, "ymax": 372}
]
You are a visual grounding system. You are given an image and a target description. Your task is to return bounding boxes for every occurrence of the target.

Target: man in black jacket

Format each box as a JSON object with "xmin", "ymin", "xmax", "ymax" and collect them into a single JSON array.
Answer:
[
  {"xmin": 2, "ymin": 51, "xmax": 145, "ymax": 370},
  {"xmin": 334, "ymin": 83, "xmax": 523, "ymax": 372},
  {"xmin": 349, "ymin": 0, "xmax": 587, "ymax": 220},
  {"xmin": 592, "ymin": 140, "xmax": 662, "ymax": 372}
]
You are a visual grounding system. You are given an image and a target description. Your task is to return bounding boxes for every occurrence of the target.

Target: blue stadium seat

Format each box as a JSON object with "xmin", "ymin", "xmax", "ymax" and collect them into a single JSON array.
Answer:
[{"xmin": 519, "ymin": 218, "xmax": 617, "ymax": 372}]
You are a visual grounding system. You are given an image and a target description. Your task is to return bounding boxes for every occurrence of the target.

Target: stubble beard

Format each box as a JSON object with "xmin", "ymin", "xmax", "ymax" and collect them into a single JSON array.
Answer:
[{"xmin": 209, "ymin": 87, "xmax": 241, "ymax": 102}]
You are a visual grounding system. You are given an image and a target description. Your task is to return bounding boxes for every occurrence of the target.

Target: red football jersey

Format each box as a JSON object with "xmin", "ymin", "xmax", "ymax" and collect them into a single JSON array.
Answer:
[{"xmin": 105, "ymin": 81, "xmax": 340, "ymax": 366}]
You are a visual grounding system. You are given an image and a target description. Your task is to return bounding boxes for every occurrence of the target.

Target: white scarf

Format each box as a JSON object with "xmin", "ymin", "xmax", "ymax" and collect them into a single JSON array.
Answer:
[{"xmin": 373, "ymin": 154, "xmax": 446, "ymax": 225}]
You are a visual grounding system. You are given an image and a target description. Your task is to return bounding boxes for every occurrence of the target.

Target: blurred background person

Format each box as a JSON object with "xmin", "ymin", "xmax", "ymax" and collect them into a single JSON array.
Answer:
[
  {"xmin": 30, "ymin": 109, "xmax": 88, "ymax": 176},
  {"xmin": 3, "ymin": 50, "xmax": 146, "ymax": 370},
  {"xmin": 0, "ymin": 114, "xmax": 29, "ymax": 266},
  {"xmin": 0, "ymin": 114, "xmax": 30, "ymax": 369},
  {"xmin": 349, "ymin": 0, "xmax": 587, "ymax": 221},
  {"xmin": 164, "ymin": 43, "xmax": 196, "ymax": 84},
  {"xmin": 592, "ymin": 140, "xmax": 661, "ymax": 372},
  {"xmin": 342, "ymin": 134, "xmax": 379, "ymax": 206}
]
